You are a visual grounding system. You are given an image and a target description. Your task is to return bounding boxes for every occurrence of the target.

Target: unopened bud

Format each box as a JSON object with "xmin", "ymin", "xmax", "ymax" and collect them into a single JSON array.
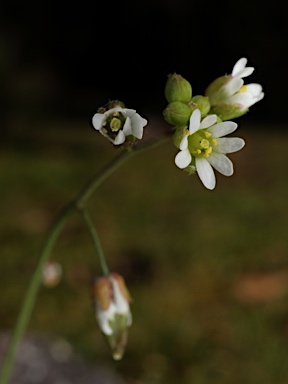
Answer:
[
  {"xmin": 205, "ymin": 75, "xmax": 231, "ymax": 105},
  {"xmin": 211, "ymin": 103, "xmax": 245, "ymax": 121},
  {"xmin": 163, "ymin": 101, "xmax": 192, "ymax": 126},
  {"xmin": 164, "ymin": 73, "xmax": 192, "ymax": 103},
  {"xmin": 190, "ymin": 95, "xmax": 210, "ymax": 117}
]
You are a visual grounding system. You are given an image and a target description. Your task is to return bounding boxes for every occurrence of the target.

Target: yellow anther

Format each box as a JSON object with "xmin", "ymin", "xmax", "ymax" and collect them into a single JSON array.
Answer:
[
  {"xmin": 204, "ymin": 131, "xmax": 211, "ymax": 138},
  {"xmin": 113, "ymin": 111, "xmax": 120, "ymax": 116},
  {"xmin": 186, "ymin": 129, "xmax": 190, "ymax": 136},
  {"xmin": 212, "ymin": 139, "xmax": 217, "ymax": 145},
  {"xmin": 239, "ymin": 85, "xmax": 248, "ymax": 93},
  {"xmin": 197, "ymin": 149, "xmax": 201, "ymax": 155},
  {"xmin": 204, "ymin": 147, "xmax": 212, "ymax": 157}
]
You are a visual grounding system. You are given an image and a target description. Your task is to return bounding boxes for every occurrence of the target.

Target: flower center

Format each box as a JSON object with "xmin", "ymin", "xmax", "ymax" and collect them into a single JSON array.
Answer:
[
  {"xmin": 239, "ymin": 85, "xmax": 248, "ymax": 93},
  {"xmin": 188, "ymin": 129, "xmax": 217, "ymax": 158},
  {"xmin": 103, "ymin": 112, "xmax": 126, "ymax": 139}
]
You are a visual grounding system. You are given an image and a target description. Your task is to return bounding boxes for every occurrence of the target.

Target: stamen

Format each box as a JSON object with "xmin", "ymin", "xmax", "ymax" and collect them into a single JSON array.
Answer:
[
  {"xmin": 212, "ymin": 139, "xmax": 217, "ymax": 145},
  {"xmin": 204, "ymin": 131, "xmax": 211, "ymax": 138},
  {"xmin": 203, "ymin": 147, "xmax": 212, "ymax": 157},
  {"xmin": 197, "ymin": 149, "xmax": 201, "ymax": 155},
  {"xmin": 239, "ymin": 85, "xmax": 248, "ymax": 93}
]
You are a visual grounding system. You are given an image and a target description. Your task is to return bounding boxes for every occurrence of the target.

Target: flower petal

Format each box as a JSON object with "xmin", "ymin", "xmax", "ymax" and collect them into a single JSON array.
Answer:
[
  {"xmin": 179, "ymin": 135, "xmax": 188, "ymax": 150},
  {"xmin": 224, "ymin": 78, "xmax": 243, "ymax": 97},
  {"xmin": 214, "ymin": 137, "xmax": 245, "ymax": 153},
  {"xmin": 207, "ymin": 153, "xmax": 233, "ymax": 176},
  {"xmin": 232, "ymin": 57, "xmax": 247, "ymax": 76},
  {"xmin": 114, "ymin": 131, "xmax": 126, "ymax": 145},
  {"xmin": 200, "ymin": 114, "xmax": 217, "ymax": 129},
  {"xmin": 195, "ymin": 157, "xmax": 216, "ymax": 190},
  {"xmin": 175, "ymin": 148, "xmax": 192, "ymax": 169},
  {"xmin": 121, "ymin": 108, "xmax": 136, "ymax": 118},
  {"xmin": 246, "ymin": 83, "xmax": 263, "ymax": 96},
  {"xmin": 188, "ymin": 109, "xmax": 201, "ymax": 135},
  {"xmin": 122, "ymin": 117, "xmax": 132, "ymax": 136},
  {"xmin": 130, "ymin": 114, "xmax": 147, "ymax": 139},
  {"xmin": 92, "ymin": 113, "xmax": 106, "ymax": 131},
  {"xmin": 208, "ymin": 121, "xmax": 238, "ymax": 137}
]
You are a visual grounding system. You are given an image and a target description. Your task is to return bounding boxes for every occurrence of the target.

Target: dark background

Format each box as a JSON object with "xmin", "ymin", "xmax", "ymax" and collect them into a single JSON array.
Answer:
[{"xmin": 0, "ymin": 0, "xmax": 286, "ymax": 129}]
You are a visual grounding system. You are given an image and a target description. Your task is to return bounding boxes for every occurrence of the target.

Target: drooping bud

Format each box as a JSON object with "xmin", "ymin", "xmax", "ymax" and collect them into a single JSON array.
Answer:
[
  {"xmin": 189, "ymin": 95, "xmax": 210, "ymax": 117},
  {"xmin": 164, "ymin": 73, "xmax": 192, "ymax": 103},
  {"xmin": 163, "ymin": 101, "xmax": 192, "ymax": 126},
  {"xmin": 93, "ymin": 273, "xmax": 132, "ymax": 360},
  {"xmin": 210, "ymin": 103, "xmax": 247, "ymax": 121}
]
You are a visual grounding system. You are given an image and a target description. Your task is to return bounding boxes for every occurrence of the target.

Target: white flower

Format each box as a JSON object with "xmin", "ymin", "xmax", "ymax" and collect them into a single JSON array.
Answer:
[
  {"xmin": 205, "ymin": 58, "xmax": 264, "ymax": 120},
  {"xmin": 93, "ymin": 273, "xmax": 132, "ymax": 360},
  {"xmin": 175, "ymin": 109, "xmax": 245, "ymax": 190},
  {"xmin": 220, "ymin": 57, "xmax": 264, "ymax": 109},
  {"xmin": 92, "ymin": 107, "xmax": 148, "ymax": 145}
]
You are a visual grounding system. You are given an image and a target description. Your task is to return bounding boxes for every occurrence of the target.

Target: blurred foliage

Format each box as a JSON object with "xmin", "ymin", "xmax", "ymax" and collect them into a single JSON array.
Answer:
[{"xmin": 1, "ymin": 119, "xmax": 288, "ymax": 384}]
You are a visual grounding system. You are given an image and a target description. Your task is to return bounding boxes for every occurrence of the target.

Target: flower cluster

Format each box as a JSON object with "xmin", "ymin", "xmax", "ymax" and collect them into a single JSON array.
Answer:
[{"xmin": 162, "ymin": 57, "xmax": 264, "ymax": 189}]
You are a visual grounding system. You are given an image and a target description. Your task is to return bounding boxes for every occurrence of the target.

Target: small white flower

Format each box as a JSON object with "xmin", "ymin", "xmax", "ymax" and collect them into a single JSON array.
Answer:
[
  {"xmin": 42, "ymin": 261, "xmax": 62, "ymax": 287},
  {"xmin": 92, "ymin": 107, "xmax": 148, "ymax": 145},
  {"xmin": 175, "ymin": 109, "xmax": 245, "ymax": 190},
  {"xmin": 220, "ymin": 57, "xmax": 264, "ymax": 110}
]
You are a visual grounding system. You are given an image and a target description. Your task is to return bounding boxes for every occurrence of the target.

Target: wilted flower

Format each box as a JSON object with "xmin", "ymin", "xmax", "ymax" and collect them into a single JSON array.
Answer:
[
  {"xmin": 42, "ymin": 261, "xmax": 62, "ymax": 287},
  {"xmin": 174, "ymin": 109, "xmax": 245, "ymax": 190},
  {"xmin": 93, "ymin": 272, "xmax": 132, "ymax": 360},
  {"xmin": 205, "ymin": 57, "xmax": 264, "ymax": 120},
  {"xmin": 92, "ymin": 104, "xmax": 148, "ymax": 145}
]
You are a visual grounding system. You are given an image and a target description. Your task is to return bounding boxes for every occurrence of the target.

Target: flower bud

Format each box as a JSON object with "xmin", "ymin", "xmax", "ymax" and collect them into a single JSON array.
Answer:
[
  {"xmin": 163, "ymin": 101, "xmax": 192, "ymax": 126},
  {"xmin": 204, "ymin": 75, "xmax": 231, "ymax": 105},
  {"xmin": 93, "ymin": 273, "xmax": 132, "ymax": 360},
  {"xmin": 164, "ymin": 73, "xmax": 192, "ymax": 103},
  {"xmin": 189, "ymin": 95, "xmax": 210, "ymax": 117}
]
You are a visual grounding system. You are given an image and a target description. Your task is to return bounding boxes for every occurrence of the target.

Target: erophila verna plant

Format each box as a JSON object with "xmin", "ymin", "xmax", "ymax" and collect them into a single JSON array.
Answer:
[{"xmin": 0, "ymin": 57, "xmax": 264, "ymax": 383}]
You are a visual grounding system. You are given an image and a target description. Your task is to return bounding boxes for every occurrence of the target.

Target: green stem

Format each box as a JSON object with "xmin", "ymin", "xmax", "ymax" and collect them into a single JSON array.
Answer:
[
  {"xmin": 81, "ymin": 208, "xmax": 109, "ymax": 276},
  {"xmin": 0, "ymin": 136, "xmax": 168, "ymax": 384}
]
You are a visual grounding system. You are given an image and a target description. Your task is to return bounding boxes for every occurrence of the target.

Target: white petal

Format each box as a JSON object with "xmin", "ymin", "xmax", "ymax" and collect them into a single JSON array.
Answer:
[
  {"xmin": 235, "ymin": 67, "xmax": 254, "ymax": 78},
  {"xmin": 232, "ymin": 58, "xmax": 247, "ymax": 76},
  {"xmin": 120, "ymin": 108, "xmax": 136, "ymax": 118},
  {"xmin": 195, "ymin": 157, "xmax": 216, "ymax": 190},
  {"xmin": 188, "ymin": 109, "xmax": 201, "ymax": 135},
  {"xmin": 246, "ymin": 83, "xmax": 263, "ymax": 96},
  {"xmin": 179, "ymin": 135, "xmax": 188, "ymax": 150},
  {"xmin": 200, "ymin": 114, "xmax": 217, "ymax": 128},
  {"xmin": 113, "ymin": 131, "xmax": 126, "ymax": 145},
  {"xmin": 214, "ymin": 137, "xmax": 245, "ymax": 153},
  {"xmin": 224, "ymin": 78, "xmax": 243, "ymax": 97},
  {"xmin": 131, "ymin": 114, "xmax": 147, "ymax": 139},
  {"xmin": 208, "ymin": 121, "xmax": 238, "ymax": 137},
  {"xmin": 207, "ymin": 153, "xmax": 233, "ymax": 176},
  {"xmin": 175, "ymin": 148, "xmax": 192, "ymax": 169},
  {"xmin": 92, "ymin": 113, "xmax": 106, "ymax": 130},
  {"xmin": 228, "ymin": 92, "xmax": 255, "ymax": 109},
  {"xmin": 122, "ymin": 117, "xmax": 132, "ymax": 136}
]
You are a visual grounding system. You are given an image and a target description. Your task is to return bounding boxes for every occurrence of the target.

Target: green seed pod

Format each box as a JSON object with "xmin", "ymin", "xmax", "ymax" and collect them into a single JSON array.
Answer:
[
  {"xmin": 163, "ymin": 101, "xmax": 192, "ymax": 126},
  {"xmin": 164, "ymin": 73, "xmax": 192, "ymax": 103}
]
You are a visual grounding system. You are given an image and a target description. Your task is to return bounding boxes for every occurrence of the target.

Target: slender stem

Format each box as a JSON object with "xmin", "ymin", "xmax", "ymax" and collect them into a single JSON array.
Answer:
[
  {"xmin": 0, "ymin": 136, "xmax": 168, "ymax": 384},
  {"xmin": 81, "ymin": 208, "xmax": 109, "ymax": 276}
]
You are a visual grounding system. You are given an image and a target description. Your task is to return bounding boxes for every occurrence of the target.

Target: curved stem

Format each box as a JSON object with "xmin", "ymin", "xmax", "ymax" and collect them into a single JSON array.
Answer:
[
  {"xmin": 81, "ymin": 208, "xmax": 109, "ymax": 276},
  {"xmin": 0, "ymin": 136, "xmax": 168, "ymax": 384}
]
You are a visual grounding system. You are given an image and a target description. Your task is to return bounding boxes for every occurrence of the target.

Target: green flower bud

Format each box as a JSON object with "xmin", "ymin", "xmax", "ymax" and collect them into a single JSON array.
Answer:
[
  {"xmin": 173, "ymin": 126, "xmax": 186, "ymax": 148},
  {"xmin": 163, "ymin": 101, "xmax": 192, "ymax": 126},
  {"xmin": 189, "ymin": 95, "xmax": 210, "ymax": 117},
  {"xmin": 210, "ymin": 103, "xmax": 246, "ymax": 121},
  {"xmin": 204, "ymin": 75, "xmax": 231, "ymax": 105},
  {"xmin": 164, "ymin": 73, "xmax": 192, "ymax": 103}
]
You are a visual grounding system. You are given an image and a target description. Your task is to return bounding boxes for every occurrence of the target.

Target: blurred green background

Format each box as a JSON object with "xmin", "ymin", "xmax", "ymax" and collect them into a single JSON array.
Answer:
[{"xmin": 1, "ymin": 115, "xmax": 288, "ymax": 383}]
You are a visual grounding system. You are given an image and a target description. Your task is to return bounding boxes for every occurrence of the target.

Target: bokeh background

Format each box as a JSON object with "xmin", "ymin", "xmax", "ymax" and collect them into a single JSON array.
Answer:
[{"xmin": 1, "ymin": 0, "xmax": 288, "ymax": 383}]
